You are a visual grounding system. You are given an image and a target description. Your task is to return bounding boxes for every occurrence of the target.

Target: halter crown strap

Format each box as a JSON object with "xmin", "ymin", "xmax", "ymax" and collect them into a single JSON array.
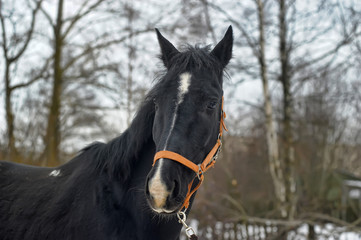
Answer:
[{"xmin": 152, "ymin": 97, "xmax": 227, "ymax": 210}]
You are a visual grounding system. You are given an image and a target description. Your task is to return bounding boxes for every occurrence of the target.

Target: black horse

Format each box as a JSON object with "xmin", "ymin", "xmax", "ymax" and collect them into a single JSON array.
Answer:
[{"xmin": 0, "ymin": 26, "xmax": 233, "ymax": 240}]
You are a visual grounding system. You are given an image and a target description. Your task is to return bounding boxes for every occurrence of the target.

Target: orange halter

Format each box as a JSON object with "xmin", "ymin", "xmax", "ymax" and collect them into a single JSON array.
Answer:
[{"xmin": 152, "ymin": 97, "xmax": 228, "ymax": 211}]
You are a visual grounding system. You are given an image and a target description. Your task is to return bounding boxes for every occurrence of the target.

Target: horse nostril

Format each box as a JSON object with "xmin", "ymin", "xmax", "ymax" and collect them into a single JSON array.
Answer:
[{"xmin": 170, "ymin": 179, "xmax": 180, "ymax": 200}]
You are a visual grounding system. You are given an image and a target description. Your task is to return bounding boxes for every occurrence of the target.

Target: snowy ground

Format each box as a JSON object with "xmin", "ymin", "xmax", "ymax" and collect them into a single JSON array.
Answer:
[
  {"xmin": 288, "ymin": 224, "xmax": 361, "ymax": 240},
  {"xmin": 180, "ymin": 221, "xmax": 361, "ymax": 240}
]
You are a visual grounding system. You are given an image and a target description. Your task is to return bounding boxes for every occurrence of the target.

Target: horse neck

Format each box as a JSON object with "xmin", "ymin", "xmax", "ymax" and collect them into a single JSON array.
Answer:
[{"xmin": 102, "ymin": 99, "xmax": 155, "ymax": 182}]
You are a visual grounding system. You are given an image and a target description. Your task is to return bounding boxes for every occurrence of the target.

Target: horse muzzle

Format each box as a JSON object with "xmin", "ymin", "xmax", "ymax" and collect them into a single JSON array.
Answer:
[{"xmin": 145, "ymin": 163, "xmax": 183, "ymax": 214}]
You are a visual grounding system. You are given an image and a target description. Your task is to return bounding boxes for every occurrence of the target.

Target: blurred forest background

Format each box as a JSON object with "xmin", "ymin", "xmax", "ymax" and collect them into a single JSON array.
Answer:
[{"xmin": 1, "ymin": 0, "xmax": 361, "ymax": 239}]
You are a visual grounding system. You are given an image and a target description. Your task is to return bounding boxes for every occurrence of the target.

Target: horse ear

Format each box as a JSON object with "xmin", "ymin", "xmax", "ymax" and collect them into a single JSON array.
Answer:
[
  {"xmin": 155, "ymin": 28, "xmax": 180, "ymax": 69},
  {"xmin": 211, "ymin": 26, "xmax": 233, "ymax": 68}
]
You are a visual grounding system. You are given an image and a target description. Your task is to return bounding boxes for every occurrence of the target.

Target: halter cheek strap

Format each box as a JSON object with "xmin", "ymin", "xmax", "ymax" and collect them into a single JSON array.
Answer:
[{"xmin": 152, "ymin": 97, "xmax": 228, "ymax": 211}]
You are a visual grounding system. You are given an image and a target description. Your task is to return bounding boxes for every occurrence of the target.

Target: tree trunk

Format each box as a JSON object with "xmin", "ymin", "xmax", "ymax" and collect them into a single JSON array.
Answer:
[
  {"xmin": 4, "ymin": 63, "xmax": 17, "ymax": 161},
  {"xmin": 1, "ymin": 0, "xmax": 42, "ymax": 162},
  {"xmin": 44, "ymin": 0, "xmax": 64, "ymax": 166},
  {"xmin": 126, "ymin": 43, "xmax": 134, "ymax": 127},
  {"xmin": 201, "ymin": 0, "xmax": 217, "ymax": 44},
  {"xmin": 126, "ymin": 5, "xmax": 135, "ymax": 127},
  {"xmin": 256, "ymin": 0, "xmax": 287, "ymax": 218},
  {"xmin": 308, "ymin": 224, "xmax": 316, "ymax": 240},
  {"xmin": 278, "ymin": 0, "xmax": 297, "ymax": 220}
]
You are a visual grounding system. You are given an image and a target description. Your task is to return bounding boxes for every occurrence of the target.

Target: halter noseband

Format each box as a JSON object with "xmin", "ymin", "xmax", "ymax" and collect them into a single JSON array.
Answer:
[{"xmin": 152, "ymin": 97, "xmax": 228, "ymax": 211}]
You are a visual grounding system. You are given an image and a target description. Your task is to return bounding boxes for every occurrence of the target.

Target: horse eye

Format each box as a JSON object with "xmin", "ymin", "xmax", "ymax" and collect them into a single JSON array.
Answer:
[{"xmin": 207, "ymin": 101, "xmax": 217, "ymax": 110}]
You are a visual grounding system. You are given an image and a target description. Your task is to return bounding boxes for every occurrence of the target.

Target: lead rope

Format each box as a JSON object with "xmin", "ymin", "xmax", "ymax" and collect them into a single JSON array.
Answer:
[{"xmin": 177, "ymin": 211, "xmax": 198, "ymax": 240}]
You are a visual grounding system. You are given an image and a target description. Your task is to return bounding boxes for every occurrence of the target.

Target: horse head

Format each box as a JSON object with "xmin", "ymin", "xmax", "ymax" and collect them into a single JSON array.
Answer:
[{"xmin": 146, "ymin": 27, "xmax": 233, "ymax": 214}]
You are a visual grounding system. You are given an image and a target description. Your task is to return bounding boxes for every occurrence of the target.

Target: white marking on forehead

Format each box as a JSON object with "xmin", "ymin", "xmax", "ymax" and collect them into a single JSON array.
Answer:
[
  {"xmin": 49, "ymin": 169, "xmax": 61, "ymax": 177},
  {"xmin": 163, "ymin": 72, "xmax": 192, "ymax": 148},
  {"xmin": 178, "ymin": 72, "xmax": 191, "ymax": 104}
]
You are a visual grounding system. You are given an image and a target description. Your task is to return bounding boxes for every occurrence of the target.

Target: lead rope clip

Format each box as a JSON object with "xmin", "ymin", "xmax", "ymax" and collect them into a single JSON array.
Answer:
[{"xmin": 177, "ymin": 211, "xmax": 198, "ymax": 240}]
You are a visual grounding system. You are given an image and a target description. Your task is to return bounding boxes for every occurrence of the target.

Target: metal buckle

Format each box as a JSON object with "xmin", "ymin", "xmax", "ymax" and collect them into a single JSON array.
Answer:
[
  {"xmin": 185, "ymin": 227, "xmax": 196, "ymax": 238},
  {"xmin": 212, "ymin": 143, "xmax": 222, "ymax": 162},
  {"xmin": 196, "ymin": 164, "xmax": 203, "ymax": 180},
  {"xmin": 177, "ymin": 211, "xmax": 197, "ymax": 238}
]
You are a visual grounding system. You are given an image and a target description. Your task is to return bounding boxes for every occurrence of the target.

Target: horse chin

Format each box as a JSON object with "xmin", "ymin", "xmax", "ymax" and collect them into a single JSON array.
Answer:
[{"xmin": 151, "ymin": 206, "xmax": 179, "ymax": 215}]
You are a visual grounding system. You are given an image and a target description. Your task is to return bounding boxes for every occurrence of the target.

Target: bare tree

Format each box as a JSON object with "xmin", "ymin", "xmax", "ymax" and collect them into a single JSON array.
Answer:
[
  {"xmin": 38, "ymin": 0, "xmax": 148, "ymax": 165},
  {"xmin": 208, "ymin": 0, "xmax": 360, "ymax": 221},
  {"xmin": 0, "ymin": 0, "xmax": 43, "ymax": 161},
  {"xmin": 36, "ymin": 0, "xmax": 177, "ymax": 165},
  {"xmin": 124, "ymin": 3, "xmax": 137, "ymax": 127},
  {"xmin": 277, "ymin": 0, "xmax": 297, "ymax": 220},
  {"xmin": 276, "ymin": 0, "xmax": 359, "ymax": 220},
  {"xmin": 256, "ymin": 0, "xmax": 287, "ymax": 218}
]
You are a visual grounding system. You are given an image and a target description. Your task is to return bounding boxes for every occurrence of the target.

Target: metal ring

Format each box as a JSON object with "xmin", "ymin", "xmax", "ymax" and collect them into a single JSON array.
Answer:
[
  {"xmin": 196, "ymin": 164, "xmax": 204, "ymax": 180},
  {"xmin": 177, "ymin": 211, "xmax": 187, "ymax": 223}
]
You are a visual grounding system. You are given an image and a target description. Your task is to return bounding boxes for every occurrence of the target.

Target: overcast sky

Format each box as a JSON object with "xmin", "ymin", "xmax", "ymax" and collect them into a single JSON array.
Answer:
[{"xmin": 0, "ymin": 0, "xmax": 359, "ymax": 151}]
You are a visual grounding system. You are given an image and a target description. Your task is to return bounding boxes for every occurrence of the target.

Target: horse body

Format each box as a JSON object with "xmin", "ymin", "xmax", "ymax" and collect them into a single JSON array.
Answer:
[
  {"xmin": 0, "ymin": 157, "xmax": 105, "ymax": 239},
  {"xmin": 0, "ymin": 139, "xmax": 181, "ymax": 240},
  {"xmin": 0, "ymin": 27, "xmax": 233, "ymax": 240}
]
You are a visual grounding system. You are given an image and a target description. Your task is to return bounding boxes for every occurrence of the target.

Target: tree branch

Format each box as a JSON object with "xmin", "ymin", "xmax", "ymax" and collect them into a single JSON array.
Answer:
[
  {"xmin": 62, "ymin": 0, "xmax": 104, "ymax": 41},
  {"xmin": 208, "ymin": 2, "xmax": 260, "ymax": 58},
  {"xmin": 62, "ymin": 27, "xmax": 153, "ymax": 72},
  {"xmin": 9, "ymin": 0, "xmax": 43, "ymax": 63},
  {"xmin": 0, "ymin": 0, "xmax": 9, "ymax": 60},
  {"xmin": 292, "ymin": 33, "xmax": 358, "ymax": 75},
  {"xmin": 10, "ymin": 57, "xmax": 51, "ymax": 91},
  {"xmin": 39, "ymin": 2, "xmax": 54, "ymax": 28}
]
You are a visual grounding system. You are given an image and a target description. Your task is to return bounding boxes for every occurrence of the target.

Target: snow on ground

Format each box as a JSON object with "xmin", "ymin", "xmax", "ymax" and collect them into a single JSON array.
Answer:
[{"xmin": 180, "ymin": 221, "xmax": 361, "ymax": 240}]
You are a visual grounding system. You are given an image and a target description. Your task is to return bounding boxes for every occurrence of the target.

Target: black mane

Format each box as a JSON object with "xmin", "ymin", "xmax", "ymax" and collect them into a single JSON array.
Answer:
[{"xmin": 81, "ymin": 97, "xmax": 155, "ymax": 182}]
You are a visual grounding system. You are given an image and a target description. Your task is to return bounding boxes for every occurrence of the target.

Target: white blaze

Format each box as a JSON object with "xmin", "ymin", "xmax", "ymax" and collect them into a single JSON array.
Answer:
[
  {"xmin": 177, "ymin": 72, "xmax": 191, "ymax": 104},
  {"xmin": 164, "ymin": 72, "xmax": 191, "ymax": 147},
  {"xmin": 149, "ymin": 72, "xmax": 192, "ymax": 210}
]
